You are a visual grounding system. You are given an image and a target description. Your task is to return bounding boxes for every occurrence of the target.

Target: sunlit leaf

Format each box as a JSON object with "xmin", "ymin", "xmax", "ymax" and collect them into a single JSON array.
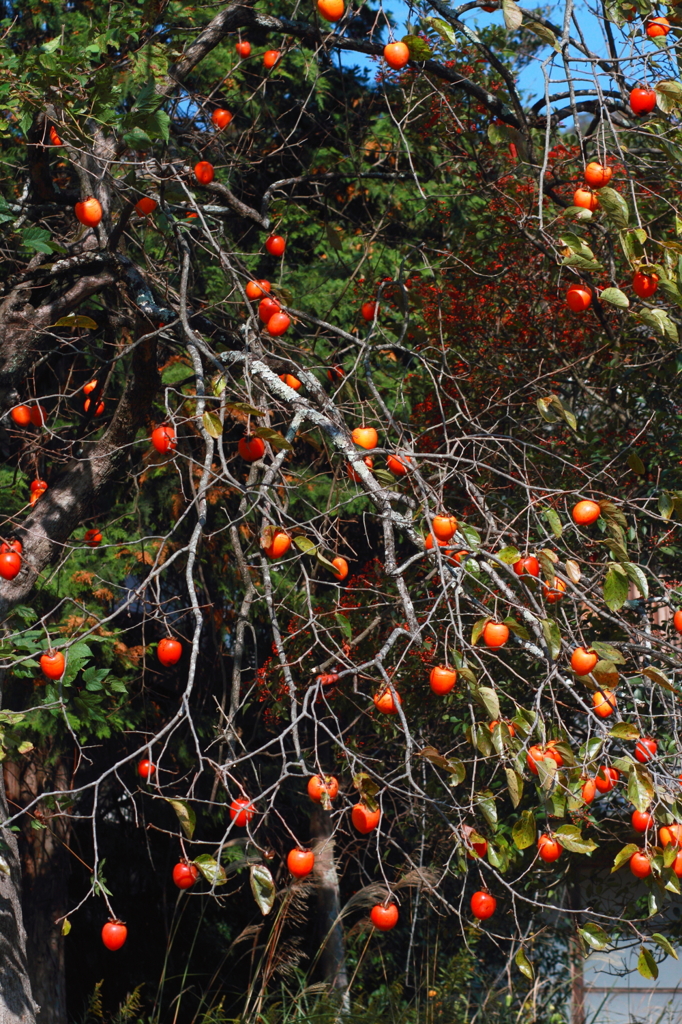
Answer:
[
  {"xmin": 165, "ymin": 798, "xmax": 196, "ymax": 840},
  {"xmin": 250, "ymin": 864, "xmax": 276, "ymax": 915}
]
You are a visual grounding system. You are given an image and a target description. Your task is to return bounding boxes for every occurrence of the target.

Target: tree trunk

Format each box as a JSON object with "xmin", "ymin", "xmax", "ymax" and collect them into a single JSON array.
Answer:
[
  {"xmin": 4, "ymin": 758, "xmax": 70, "ymax": 1024},
  {"xmin": 0, "ymin": 750, "xmax": 39, "ymax": 1024},
  {"xmin": 310, "ymin": 806, "xmax": 348, "ymax": 996}
]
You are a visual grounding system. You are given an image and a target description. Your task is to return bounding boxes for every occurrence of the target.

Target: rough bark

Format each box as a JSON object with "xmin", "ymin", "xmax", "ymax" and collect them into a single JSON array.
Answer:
[
  {"xmin": 310, "ymin": 806, "xmax": 348, "ymax": 994},
  {"xmin": 0, "ymin": 741, "xmax": 39, "ymax": 1024},
  {"xmin": 4, "ymin": 760, "xmax": 70, "ymax": 1024}
]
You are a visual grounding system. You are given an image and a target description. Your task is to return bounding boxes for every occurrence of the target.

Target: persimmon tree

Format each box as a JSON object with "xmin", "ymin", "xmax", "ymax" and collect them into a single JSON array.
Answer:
[{"xmin": 3, "ymin": 0, "xmax": 682, "ymax": 1020}]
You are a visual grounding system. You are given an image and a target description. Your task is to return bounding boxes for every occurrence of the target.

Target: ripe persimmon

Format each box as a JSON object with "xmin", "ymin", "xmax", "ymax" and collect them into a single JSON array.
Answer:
[
  {"xmin": 229, "ymin": 797, "xmax": 255, "ymax": 825},
  {"xmin": 331, "ymin": 556, "xmax": 349, "ymax": 580},
  {"xmin": 267, "ymin": 312, "xmax": 291, "ymax": 336},
  {"xmin": 373, "ymin": 686, "xmax": 401, "ymax": 714},
  {"xmin": 595, "ymin": 766, "xmax": 619, "ymax": 793},
  {"xmin": 629, "ymin": 86, "xmax": 656, "ymax": 115},
  {"xmin": 351, "ymin": 802, "xmax": 381, "ymax": 833},
  {"xmin": 572, "ymin": 499, "xmax": 601, "ymax": 525},
  {"xmin": 482, "ymin": 621, "xmax": 509, "ymax": 648},
  {"xmin": 571, "ymin": 647, "xmax": 598, "ymax": 675},
  {"xmin": 537, "ymin": 834, "xmax": 562, "ymax": 862},
  {"xmin": 74, "ymin": 197, "xmax": 102, "ymax": 227},
  {"xmin": 632, "ymin": 271, "xmax": 659, "ymax": 299},
  {"xmin": 632, "ymin": 809, "xmax": 654, "ymax": 832},
  {"xmin": 573, "ymin": 188, "xmax": 598, "ymax": 211},
  {"xmin": 194, "ymin": 161, "xmax": 214, "ymax": 184},
  {"xmin": 592, "ymin": 690, "xmax": 617, "ymax": 718},
  {"xmin": 646, "ymin": 16, "xmax": 670, "ymax": 36},
  {"xmin": 258, "ymin": 297, "xmax": 281, "ymax": 322},
  {"xmin": 387, "ymin": 453, "xmax": 411, "ymax": 476},
  {"xmin": 527, "ymin": 743, "xmax": 563, "ymax": 775},
  {"xmin": 566, "ymin": 284, "xmax": 592, "ymax": 311},
  {"xmin": 135, "ymin": 197, "xmax": 157, "ymax": 215},
  {"xmin": 470, "ymin": 891, "xmax": 496, "ymax": 920},
  {"xmin": 279, "ymin": 373, "xmax": 302, "ymax": 390},
  {"xmin": 246, "ymin": 279, "xmax": 271, "ymax": 299},
  {"xmin": 317, "ymin": 0, "xmax": 345, "ymax": 19},
  {"xmin": 351, "ymin": 426, "xmax": 378, "ymax": 449},
  {"xmin": 235, "ymin": 40, "xmax": 251, "ymax": 57},
  {"xmin": 584, "ymin": 162, "xmax": 613, "ymax": 188},
  {"xmin": 151, "ymin": 425, "xmax": 176, "ymax": 454},
  {"xmin": 307, "ymin": 775, "xmax": 339, "ymax": 802},
  {"xmin": 370, "ymin": 903, "xmax": 398, "ymax": 930},
  {"xmin": 432, "ymin": 515, "xmax": 458, "ymax": 541},
  {"xmin": 513, "ymin": 555, "xmax": 539, "ymax": 578},
  {"xmin": 264, "ymin": 530, "xmax": 291, "ymax": 559},
  {"xmin": 384, "ymin": 42, "xmax": 410, "ymax": 69},
  {"xmin": 429, "ymin": 665, "xmax": 457, "ymax": 695},
  {"xmin": 265, "ymin": 235, "xmax": 286, "ymax": 256},
  {"xmin": 542, "ymin": 577, "xmax": 566, "ymax": 603},
  {"xmin": 263, "ymin": 50, "xmax": 281, "ymax": 69},
  {"xmin": 238, "ymin": 436, "xmax": 265, "ymax": 462},
  {"xmin": 10, "ymin": 405, "xmax": 32, "ymax": 426},
  {"xmin": 211, "ymin": 108, "xmax": 233, "ymax": 129},
  {"xmin": 629, "ymin": 851, "xmax": 651, "ymax": 878}
]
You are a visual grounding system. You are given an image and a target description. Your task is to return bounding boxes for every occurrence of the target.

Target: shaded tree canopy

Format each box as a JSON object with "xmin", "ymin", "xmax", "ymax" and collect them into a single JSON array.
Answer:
[{"xmin": 2, "ymin": 0, "xmax": 682, "ymax": 1020}]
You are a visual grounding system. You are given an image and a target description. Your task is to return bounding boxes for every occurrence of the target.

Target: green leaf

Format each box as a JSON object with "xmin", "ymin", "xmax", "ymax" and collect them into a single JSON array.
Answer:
[
  {"xmin": 652, "ymin": 933, "xmax": 678, "ymax": 959},
  {"xmin": 458, "ymin": 523, "xmax": 481, "ymax": 550},
  {"xmin": 600, "ymin": 287, "xmax": 630, "ymax": 309},
  {"xmin": 504, "ymin": 616, "xmax": 529, "ymax": 641},
  {"xmin": 554, "ymin": 824, "xmax": 597, "ymax": 854},
  {"xmin": 612, "ymin": 843, "xmax": 639, "ymax": 872},
  {"xmin": 515, "ymin": 946, "xmax": 534, "ymax": 980},
  {"xmin": 51, "ymin": 315, "xmax": 99, "ymax": 329},
  {"xmin": 294, "ymin": 535, "xmax": 317, "ymax": 556},
  {"xmin": 423, "ymin": 16, "xmax": 457, "ymax": 45},
  {"xmin": 194, "ymin": 854, "xmax": 227, "ymax": 887},
  {"xmin": 202, "ymin": 411, "xmax": 223, "ymax": 438},
  {"xmin": 579, "ymin": 922, "xmax": 610, "ymax": 950},
  {"xmin": 225, "ymin": 403, "xmax": 265, "ymax": 417},
  {"xmin": 627, "ymin": 451, "xmax": 645, "ymax": 474},
  {"xmin": 609, "ymin": 722, "xmax": 640, "ymax": 740},
  {"xmin": 471, "ymin": 617, "xmax": 489, "ymax": 646},
  {"xmin": 473, "ymin": 686, "xmax": 500, "ymax": 720},
  {"xmin": 642, "ymin": 665, "xmax": 677, "ymax": 693},
  {"xmin": 502, "ymin": 0, "xmax": 523, "ymax": 29},
  {"xmin": 497, "ymin": 546, "xmax": 521, "ymax": 564},
  {"xmin": 505, "ymin": 767, "xmax": 523, "ymax": 808},
  {"xmin": 598, "ymin": 187, "xmax": 629, "ymax": 229},
  {"xmin": 590, "ymin": 642, "xmax": 626, "ymax": 665},
  {"xmin": 512, "ymin": 810, "xmax": 536, "ymax": 850},
  {"xmin": 253, "ymin": 426, "xmax": 293, "ymax": 451},
  {"xmin": 401, "ymin": 34, "xmax": 432, "ymax": 60},
  {"xmin": 638, "ymin": 947, "xmax": 659, "ymax": 981},
  {"xmin": 603, "ymin": 565, "xmax": 629, "ymax": 611},
  {"xmin": 540, "ymin": 618, "xmax": 562, "ymax": 659},
  {"xmin": 250, "ymin": 864, "xmax": 276, "ymax": 915},
  {"xmin": 620, "ymin": 229, "xmax": 645, "ymax": 266},
  {"xmin": 123, "ymin": 127, "xmax": 153, "ymax": 149},
  {"xmin": 325, "ymin": 223, "xmax": 343, "ymax": 251},
  {"xmin": 335, "ymin": 613, "xmax": 352, "ymax": 639},
  {"xmin": 542, "ymin": 508, "xmax": 562, "ymax": 538},
  {"xmin": 628, "ymin": 765, "xmax": 654, "ymax": 812},
  {"xmin": 166, "ymin": 799, "xmax": 197, "ymax": 840},
  {"xmin": 561, "ymin": 254, "xmax": 603, "ymax": 271},
  {"xmin": 524, "ymin": 19, "xmax": 560, "ymax": 51},
  {"xmin": 475, "ymin": 790, "xmax": 498, "ymax": 830},
  {"xmin": 622, "ymin": 562, "xmax": 649, "ymax": 599}
]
